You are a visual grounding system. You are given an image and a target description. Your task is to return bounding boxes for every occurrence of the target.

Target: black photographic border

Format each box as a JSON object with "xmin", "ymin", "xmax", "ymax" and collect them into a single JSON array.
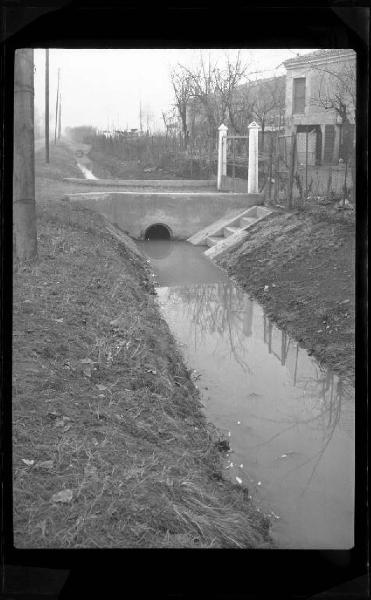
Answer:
[{"xmin": 1, "ymin": 3, "xmax": 368, "ymax": 598}]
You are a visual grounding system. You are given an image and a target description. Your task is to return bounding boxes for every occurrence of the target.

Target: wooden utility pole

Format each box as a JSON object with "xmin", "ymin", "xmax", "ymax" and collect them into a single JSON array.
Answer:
[
  {"xmin": 54, "ymin": 67, "xmax": 60, "ymax": 144},
  {"xmin": 13, "ymin": 48, "xmax": 37, "ymax": 262},
  {"xmin": 305, "ymin": 128, "xmax": 308, "ymax": 197},
  {"xmin": 45, "ymin": 49, "xmax": 49, "ymax": 162},
  {"xmin": 58, "ymin": 92, "xmax": 62, "ymax": 139}
]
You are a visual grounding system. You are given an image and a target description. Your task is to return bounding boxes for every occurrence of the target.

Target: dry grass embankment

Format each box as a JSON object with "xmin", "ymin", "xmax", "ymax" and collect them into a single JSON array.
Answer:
[
  {"xmin": 87, "ymin": 148, "xmax": 179, "ymax": 180},
  {"xmin": 12, "ymin": 142, "xmax": 271, "ymax": 548},
  {"xmin": 87, "ymin": 146, "xmax": 215, "ymax": 181}
]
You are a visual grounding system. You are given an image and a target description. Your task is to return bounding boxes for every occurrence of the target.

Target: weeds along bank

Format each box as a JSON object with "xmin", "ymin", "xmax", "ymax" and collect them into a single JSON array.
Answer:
[
  {"xmin": 87, "ymin": 146, "xmax": 214, "ymax": 181},
  {"xmin": 12, "ymin": 143, "xmax": 271, "ymax": 548},
  {"xmin": 215, "ymin": 206, "xmax": 355, "ymax": 384}
]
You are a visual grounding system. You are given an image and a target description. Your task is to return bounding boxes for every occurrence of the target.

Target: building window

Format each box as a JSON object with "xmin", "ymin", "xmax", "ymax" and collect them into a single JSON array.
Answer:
[{"xmin": 293, "ymin": 77, "xmax": 306, "ymax": 114}]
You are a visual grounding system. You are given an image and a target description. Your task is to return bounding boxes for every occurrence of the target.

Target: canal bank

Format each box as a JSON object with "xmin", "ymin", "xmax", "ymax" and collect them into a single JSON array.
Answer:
[
  {"xmin": 215, "ymin": 206, "xmax": 355, "ymax": 385},
  {"xmin": 70, "ymin": 137, "xmax": 356, "ymax": 388},
  {"xmin": 20, "ymin": 140, "xmax": 355, "ymax": 549},
  {"xmin": 12, "ymin": 141, "xmax": 271, "ymax": 548},
  {"xmin": 139, "ymin": 240, "xmax": 355, "ymax": 549}
]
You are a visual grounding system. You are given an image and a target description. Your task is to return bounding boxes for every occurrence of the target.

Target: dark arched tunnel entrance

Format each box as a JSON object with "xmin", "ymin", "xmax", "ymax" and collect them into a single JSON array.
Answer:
[{"xmin": 144, "ymin": 224, "xmax": 171, "ymax": 240}]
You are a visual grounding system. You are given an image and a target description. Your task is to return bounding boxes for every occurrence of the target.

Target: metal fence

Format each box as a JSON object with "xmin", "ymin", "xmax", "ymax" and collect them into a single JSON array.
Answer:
[
  {"xmin": 87, "ymin": 129, "xmax": 354, "ymax": 204},
  {"xmin": 264, "ymin": 133, "xmax": 354, "ymax": 208},
  {"xmin": 220, "ymin": 135, "xmax": 250, "ymax": 192},
  {"xmin": 222, "ymin": 129, "xmax": 355, "ymax": 206}
]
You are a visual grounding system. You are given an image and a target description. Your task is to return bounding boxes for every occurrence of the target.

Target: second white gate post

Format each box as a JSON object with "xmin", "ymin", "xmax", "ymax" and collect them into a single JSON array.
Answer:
[
  {"xmin": 217, "ymin": 123, "xmax": 228, "ymax": 191},
  {"xmin": 248, "ymin": 121, "xmax": 260, "ymax": 193}
]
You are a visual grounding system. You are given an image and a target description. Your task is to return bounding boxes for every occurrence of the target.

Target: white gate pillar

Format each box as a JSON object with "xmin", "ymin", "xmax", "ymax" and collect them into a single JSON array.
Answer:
[
  {"xmin": 248, "ymin": 121, "xmax": 260, "ymax": 193},
  {"xmin": 217, "ymin": 123, "xmax": 228, "ymax": 191}
]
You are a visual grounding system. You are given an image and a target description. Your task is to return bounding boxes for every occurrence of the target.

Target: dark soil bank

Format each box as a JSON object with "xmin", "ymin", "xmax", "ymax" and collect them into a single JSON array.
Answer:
[
  {"xmin": 216, "ymin": 208, "xmax": 355, "ymax": 384},
  {"xmin": 12, "ymin": 142, "xmax": 271, "ymax": 548}
]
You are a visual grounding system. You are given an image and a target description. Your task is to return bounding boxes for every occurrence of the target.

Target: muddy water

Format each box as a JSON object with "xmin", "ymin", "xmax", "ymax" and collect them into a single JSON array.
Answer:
[
  {"xmin": 138, "ymin": 240, "xmax": 355, "ymax": 549},
  {"xmin": 76, "ymin": 162, "xmax": 97, "ymax": 180}
]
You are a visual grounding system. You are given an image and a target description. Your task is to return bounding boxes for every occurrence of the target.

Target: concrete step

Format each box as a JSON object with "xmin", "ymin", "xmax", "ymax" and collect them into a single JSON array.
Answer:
[
  {"xmin": 223, "ymin": 226, "xmax": 241, "ymax": 238},
  {"xmin": 187, "ymin": 200, "xmax": 264, "ymax": 246},
  {"xmin": 206, "ymin": 235, "xmax": 224, "ymax": 247},
  {"xmin": 240, "ymin": 217, "xmax": 256, "ymax": 228}
]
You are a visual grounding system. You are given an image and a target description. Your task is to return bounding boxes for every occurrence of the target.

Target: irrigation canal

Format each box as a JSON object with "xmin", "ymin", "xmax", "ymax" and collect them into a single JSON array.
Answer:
[{"xmin": 137, "ymin": 239, "xmax": 355, "ymax": 549}]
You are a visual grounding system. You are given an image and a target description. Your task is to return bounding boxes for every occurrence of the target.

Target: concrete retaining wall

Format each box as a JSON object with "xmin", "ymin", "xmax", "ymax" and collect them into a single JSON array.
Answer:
[
  {"xmin": 64, "ymin": 178, "xmax": 216, "ymax": 188},
  {"xmin": 221, "ymin": 175, "xmax": 249, "ymax": 193},
  {"xmin": 67, "ymin": 191, "xmax": 264, "ymax": 240}
]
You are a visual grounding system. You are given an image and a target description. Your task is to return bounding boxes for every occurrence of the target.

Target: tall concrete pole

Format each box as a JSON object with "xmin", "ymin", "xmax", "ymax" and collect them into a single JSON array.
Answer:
[
  {"xmin": 217, "ymin": 123, "xmax": 228, "ymax": 191},
  {"xmin": 13, "ymin": 48, "xmax": 37, "ymax": 262},
  {"xmin": 45, "ymin": 49, "xmax": 49, "ymax": 162},
  {"xmin": 248, "ymin": 121, "xmax": 260, "ymax": 194}
]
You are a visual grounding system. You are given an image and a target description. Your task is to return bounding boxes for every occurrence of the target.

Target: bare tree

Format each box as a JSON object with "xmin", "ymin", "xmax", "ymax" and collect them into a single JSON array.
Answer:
[
  {"xmin": 214, "ymin": 52, "xmax": 250, "ymax": 133},
  {"xmin": 162, "ymin": 107, "xmax": 180, "ymax": 139},
  {"xmin": 13, "ymin": 48, "xmax": 37, "ymax": 262},
  {"xmin": 174, "ymin": 52, "xmax": 249, "ymax": 145},
  {"xmin": 249, "ymin": 76, "xmax": 286, "ymax": 150},
  {"xmin": 161, "ymin": 110, "xmax": 169, "ymax": 131},
  {"xmin": 310, "ymin": 58, "xmax": 356, "ymax": 200},
  {"xmin": 311, "ymin": 60, "xmax": 356, "ymax": 124},
  {"xmin": 170, "ymin": 68, "xmax": 193, "ymax": 148},
  {"xmin": 181, "ymin": 55, "xmax": 219, "ymax": 138},
  {"xmin": 141, "ymin": 104, "xmax": 154, "ymax": 135},
  {"xmin": 227, "ymin": 89, "xmax": 255, "ymax": 135},
  {"xmin": 231, "ymin": 76, "xmax": 285, "ymax": 148}
]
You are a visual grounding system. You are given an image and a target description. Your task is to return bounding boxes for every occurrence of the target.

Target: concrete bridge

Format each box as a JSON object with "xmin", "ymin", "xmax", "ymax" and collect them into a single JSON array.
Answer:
[
  {"xmin": 66, "ymin": 188, "xmax": 264, "ymax": 240},
  {"xmin": 64, "ymin": 124, "xmax": 264, "ymax": 241}
]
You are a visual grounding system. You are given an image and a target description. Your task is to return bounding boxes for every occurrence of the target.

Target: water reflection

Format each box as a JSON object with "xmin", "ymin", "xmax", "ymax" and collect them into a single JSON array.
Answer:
[
  {"xmin": 166, "ymin": 283, "xmax": 254, "ymax": 373},
  {"xmin": 137, "ymin": 241, "xmax": 226, "ymax": 285},
  {"xmin": 142, "ymin": 240, "xmax": 175, "ymax": 260},
  {"xmin": 142, "ymin": 241, "xmax": 354, "ymax": 549},
  {"xmin": 76, "ymin": 162, "xmax": 97, "ymax": 180}
]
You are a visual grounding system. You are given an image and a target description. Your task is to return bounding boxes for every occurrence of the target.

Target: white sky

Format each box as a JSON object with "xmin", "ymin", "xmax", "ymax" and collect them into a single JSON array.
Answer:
[{"xmin": 34, "ymin": 48, "xmax": 316, "ymax": 133}]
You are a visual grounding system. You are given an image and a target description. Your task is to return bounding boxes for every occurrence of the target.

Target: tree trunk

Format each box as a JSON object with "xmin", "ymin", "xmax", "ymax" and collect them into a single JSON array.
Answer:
[
  {"xmin": 13, "ymin": 48, "xmax": 37, "ymax": 262},
  {"xmin": 180, "ymin": 109, "xmax": 188, "ymax": 150}
]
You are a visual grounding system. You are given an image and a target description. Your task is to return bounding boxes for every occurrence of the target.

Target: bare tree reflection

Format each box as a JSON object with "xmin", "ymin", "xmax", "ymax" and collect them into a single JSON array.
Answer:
[
  {"xmin": 281, "ymin": 378, "xmax": 349, "ymax": 497},
  {"xmin": 162, "ymin": 283, "xmax": 354, "ymax": 497},
  {"xmin": 258, "ymin": 314, "xmax": 353, "ymax": 493},
  {"xmin": 257, "ymin": 327, "xmax": 353, "ymax": 492},
  {"xmin": 165, "ymin": 283, "xmax": 255, "ymax": 373},
  {"xmin": 263, "ymin": 315, "xmax": 291, "ymax": 366}
]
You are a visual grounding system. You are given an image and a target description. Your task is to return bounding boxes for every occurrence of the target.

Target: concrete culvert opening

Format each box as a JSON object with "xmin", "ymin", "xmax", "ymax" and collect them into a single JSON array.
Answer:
[{"xmin": 144, "ymin": 224, "xmax": 171, "ymax": 240}]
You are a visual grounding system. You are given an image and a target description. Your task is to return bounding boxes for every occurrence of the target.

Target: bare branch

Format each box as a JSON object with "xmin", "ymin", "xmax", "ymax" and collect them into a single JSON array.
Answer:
[{"xmin": 309, "ymin": 60, "xmax": 356, "ymax": 123}]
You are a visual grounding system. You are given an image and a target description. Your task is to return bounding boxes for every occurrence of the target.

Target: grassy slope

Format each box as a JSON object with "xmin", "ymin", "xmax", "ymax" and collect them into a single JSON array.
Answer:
[
  {"xmin": 87, "ymin": 148, "xmax": 179, "ymax": 180},
  {"xmin": 216, "ymin": 207, "xmax": 355, "ymax": 384},
  {"xmin": 12, "ymin": 142, "xmax": 271, "ymax": 548},
  {"xmin": 87, "ymin": 147, "xmax": 214, "ymax": 181}
]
